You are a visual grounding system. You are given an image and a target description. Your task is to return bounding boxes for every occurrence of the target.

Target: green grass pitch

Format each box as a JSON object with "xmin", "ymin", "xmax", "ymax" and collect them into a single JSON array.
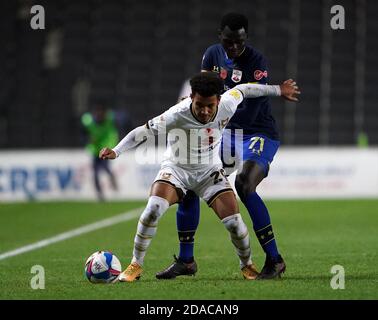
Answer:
[{"xmin": 0, "ymin": 199, "xmax": 377, "ymax": 299}]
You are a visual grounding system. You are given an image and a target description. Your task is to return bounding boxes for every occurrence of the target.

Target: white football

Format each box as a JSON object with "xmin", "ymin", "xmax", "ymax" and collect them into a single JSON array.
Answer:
[{"xmin": 85, "ymin": 251, "xmax": 122, "ymax": 284}]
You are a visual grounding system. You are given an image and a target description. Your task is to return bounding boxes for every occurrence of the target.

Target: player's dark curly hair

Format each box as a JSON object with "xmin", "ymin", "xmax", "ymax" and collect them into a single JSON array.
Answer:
[
  {"xmin": 220, "ymin": 12, "xmax": 248, "ymax": 32},
  {"xmin": 190, "ymin": 72, "xmax": 224, "ymax": 97}
]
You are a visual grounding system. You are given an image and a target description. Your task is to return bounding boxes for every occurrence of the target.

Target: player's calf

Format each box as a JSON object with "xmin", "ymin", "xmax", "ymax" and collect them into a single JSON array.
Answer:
[
  {"xmin": 221, "ymin": 213, "xmax": 252, "ymax": 268},
  {"xmin": 132, "ymin": 196, "xmax": 169, "ymax": 266}
]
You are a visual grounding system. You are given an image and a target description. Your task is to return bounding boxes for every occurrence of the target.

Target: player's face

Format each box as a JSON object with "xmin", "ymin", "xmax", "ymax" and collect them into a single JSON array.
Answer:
[
  {"xmin": 219, "ymin": 26, "xmax": 247, "ymax": 59},
  {"xmin": 191, "ymin": 93, "xmax": 220, "ymax": 123}
]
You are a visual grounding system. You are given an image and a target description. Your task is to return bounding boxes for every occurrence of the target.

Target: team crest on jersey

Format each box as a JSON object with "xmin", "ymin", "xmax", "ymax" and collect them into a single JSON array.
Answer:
[
  {"xmin": 231, "ymin": 69, "xmax": 242, "ymax": 83},
  {"xmin": 220, "ymin": 68, "xmax": 228, "ymax": 79},
  {"xmin": 254, "ymin": 70, "xmax": 268, "ymax": 80},
  {"xmin": 205, "ymin": 128, "xmax": 213, "ymax": 135}
]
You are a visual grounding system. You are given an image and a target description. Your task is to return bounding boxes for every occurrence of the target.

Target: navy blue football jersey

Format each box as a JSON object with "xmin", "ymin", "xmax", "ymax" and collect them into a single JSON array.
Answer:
[{"xmin": 201, "ymin": 44, "xmax": 279, "ymax": 140}]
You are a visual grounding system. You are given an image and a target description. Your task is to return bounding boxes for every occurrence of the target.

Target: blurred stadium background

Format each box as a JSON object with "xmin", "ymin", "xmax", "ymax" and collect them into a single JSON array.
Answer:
[
  {"xmin": 1, "ymin": 0, "xmax": 378, "ymax": 147},
  {"xmin": 0, "ymin": 0, "xmax": 377, "ymax": 300},
  {"xmin": 1, "ymin": 0, "xmax": 377, "ymax": 201}
]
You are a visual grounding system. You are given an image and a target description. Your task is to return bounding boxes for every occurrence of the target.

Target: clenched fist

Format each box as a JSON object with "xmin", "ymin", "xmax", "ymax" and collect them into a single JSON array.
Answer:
[{"xmin": 99, "ymin": 147, "xmax": 116, "ymax": 160}]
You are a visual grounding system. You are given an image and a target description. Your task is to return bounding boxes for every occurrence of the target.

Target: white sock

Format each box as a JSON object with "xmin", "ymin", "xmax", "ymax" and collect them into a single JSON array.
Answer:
[
  {"xmin": 222, "ymin": 213, "xmax": 252, "ymax": 268},
  {"xmin": 131, "ymin": 196, "xmax": 170, "ymax": 266}
]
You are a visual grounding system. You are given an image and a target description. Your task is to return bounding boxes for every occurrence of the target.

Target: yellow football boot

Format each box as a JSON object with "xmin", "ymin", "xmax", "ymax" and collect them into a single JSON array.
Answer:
[
  {"xmin": 241, "ymin": 263, "xmax": 259, "ymax": 280},
  {"xmin": 118, "ymin": 262, "xmax": 143, "ymax": 282}
]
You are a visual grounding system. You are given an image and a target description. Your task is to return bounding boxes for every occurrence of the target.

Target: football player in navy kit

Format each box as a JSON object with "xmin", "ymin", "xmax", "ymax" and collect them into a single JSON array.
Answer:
[{"xmin": 156, "ymin": 13, "xmax": 299, "ymax": 280}]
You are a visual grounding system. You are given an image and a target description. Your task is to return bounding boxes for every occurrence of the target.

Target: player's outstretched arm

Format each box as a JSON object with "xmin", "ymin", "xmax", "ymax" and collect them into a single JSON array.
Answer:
[
  {"xmin": 234, "ymin": 80, "xmax": 300, "ymax": 101},
  {"xmin": 99, "ymin": 125, "xmax": 152, "ymax": 160},
  {"xmin": 222, "ymin": 80, "xmax": 301, "ymax": 116}
]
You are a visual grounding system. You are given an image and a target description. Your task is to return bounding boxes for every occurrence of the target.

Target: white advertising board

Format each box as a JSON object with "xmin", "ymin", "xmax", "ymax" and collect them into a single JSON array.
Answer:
[{"xmin": 0, "ymin": 148, "xmax": 377, "ymax": 202}]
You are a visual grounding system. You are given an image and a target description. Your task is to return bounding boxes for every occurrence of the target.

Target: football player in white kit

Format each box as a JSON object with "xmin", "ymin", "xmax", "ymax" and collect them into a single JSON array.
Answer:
[{"xmin": 99, "ymin": 72, "xmax": 299, "ymax": 282}]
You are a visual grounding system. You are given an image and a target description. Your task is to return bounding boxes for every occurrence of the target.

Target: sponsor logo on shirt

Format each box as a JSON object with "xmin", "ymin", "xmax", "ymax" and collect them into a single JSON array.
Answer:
[
  {"xmin": 229, "ymin": 89, "xmax": 241, "ymax": 100},
  {"xmin": 254, "ymin": 70, "xmax": 268, "ymax": 80}
]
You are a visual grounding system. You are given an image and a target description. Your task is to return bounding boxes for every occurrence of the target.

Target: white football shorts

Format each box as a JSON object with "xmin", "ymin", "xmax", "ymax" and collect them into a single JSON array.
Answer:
[{"xmin": 153, "ymin": 163, "xmax": 235, "ymax": 206}]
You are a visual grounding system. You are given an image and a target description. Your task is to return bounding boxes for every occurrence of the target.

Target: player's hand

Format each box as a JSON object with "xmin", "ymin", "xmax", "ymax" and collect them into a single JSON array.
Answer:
[
  {"xmin": 280, "ymin": 79, "xmax": 301, "ymax": 102},
  {"xmin": 99, "ymin": 147, "xmax": 116, "ymax": 160}
]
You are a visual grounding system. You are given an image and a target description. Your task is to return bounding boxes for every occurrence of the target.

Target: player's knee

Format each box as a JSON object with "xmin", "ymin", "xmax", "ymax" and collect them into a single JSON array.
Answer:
[
  {"xmin": 223, "ymin": 215, "xmax": 238, "ymax": 233},
  {"xmin": 141, "ymin": 196, "xmax": 169, "ymax": 224},
  {"xmin": 146, "ymin": 205, "xmax": 161, "ymax": 222},
  {"xmin": 235, "ymin": 174, "xmax": 257, "ymax": 201}
]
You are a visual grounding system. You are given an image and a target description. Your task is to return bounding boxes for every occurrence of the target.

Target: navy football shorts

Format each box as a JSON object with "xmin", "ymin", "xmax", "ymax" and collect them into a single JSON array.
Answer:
[{"xmin": 220, "ymin": 129, "xmax": 280, "ymax": 176}]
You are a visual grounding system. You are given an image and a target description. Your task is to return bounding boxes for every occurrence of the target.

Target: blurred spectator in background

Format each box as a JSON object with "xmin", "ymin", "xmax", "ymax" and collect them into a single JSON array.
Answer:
[{"xmin": 81, "ymin": 104, "xmax": 119, "ymax": 201}]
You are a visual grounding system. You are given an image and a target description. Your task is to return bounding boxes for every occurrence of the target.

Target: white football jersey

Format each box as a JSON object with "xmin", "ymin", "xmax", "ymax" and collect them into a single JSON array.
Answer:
[{"xmin": 146, "ymin": 88, "xmax": 244, "ymax": 169}]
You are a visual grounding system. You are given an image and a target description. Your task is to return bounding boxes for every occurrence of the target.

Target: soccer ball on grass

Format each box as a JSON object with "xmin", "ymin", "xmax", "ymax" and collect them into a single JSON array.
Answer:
[{"xmin": 85, "ymin": 250, "xmax": 122, "ymax": 283}]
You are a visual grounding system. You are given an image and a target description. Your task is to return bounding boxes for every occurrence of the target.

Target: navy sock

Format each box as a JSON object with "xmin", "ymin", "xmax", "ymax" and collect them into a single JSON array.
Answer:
[
  {"xmin": 243, "ymin": 191, "xmax": 279, "ymax": 259},
  {"xmin": 176, "ymin": 191, "xmax": 200, "ymax": 263}
]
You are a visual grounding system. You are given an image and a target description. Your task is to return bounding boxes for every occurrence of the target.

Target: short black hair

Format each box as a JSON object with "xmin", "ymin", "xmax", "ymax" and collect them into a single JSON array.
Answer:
[
  {"xmin": 220, "ymin": 12, "xmax": 248, "ymax": 32},
  {"xmin": 190, "ymin": 72, "xmax": 224, "ymax": 97}
]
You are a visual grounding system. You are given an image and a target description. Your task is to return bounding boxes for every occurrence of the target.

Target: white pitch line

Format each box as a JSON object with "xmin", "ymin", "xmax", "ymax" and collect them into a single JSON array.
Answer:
[{"xmin": 0, "ymin": 207, "xmax": 143, "ymax": 261}]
